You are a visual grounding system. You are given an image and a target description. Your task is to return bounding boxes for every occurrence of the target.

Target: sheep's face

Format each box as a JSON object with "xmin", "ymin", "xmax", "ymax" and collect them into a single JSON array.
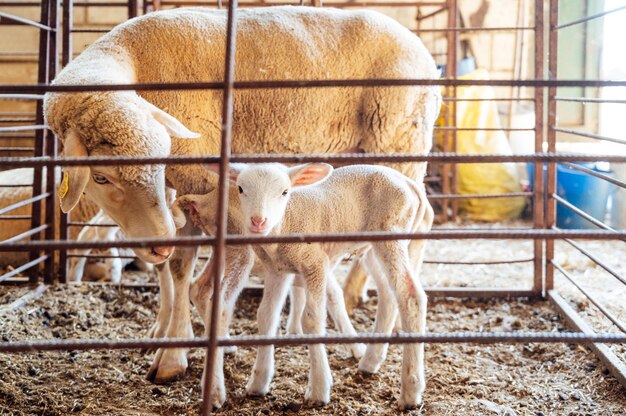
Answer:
[
  {"xmin": 231, "ymin": 163, "xmax": 333, "ymax": 236},
  {"xmin": 56, "ymin": 96, "xmax": 199, "ymax": 264}
]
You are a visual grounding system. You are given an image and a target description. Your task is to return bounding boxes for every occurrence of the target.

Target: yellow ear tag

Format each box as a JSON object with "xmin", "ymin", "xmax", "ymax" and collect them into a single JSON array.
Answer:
[{"xmin": 58, "ymin": 171, "xmax": 69, "ymax": 199}]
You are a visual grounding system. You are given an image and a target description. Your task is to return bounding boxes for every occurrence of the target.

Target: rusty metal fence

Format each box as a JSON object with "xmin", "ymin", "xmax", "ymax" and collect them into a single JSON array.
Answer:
[{"xmin": 0, "ymin": 0, "xmax": 625, "ymax": 414}]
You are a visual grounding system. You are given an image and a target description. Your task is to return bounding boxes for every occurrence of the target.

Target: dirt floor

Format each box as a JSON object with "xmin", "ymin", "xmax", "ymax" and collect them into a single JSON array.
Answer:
[{"xmin": 1, "ymin": 230, "xmax": 625, "ymax": 415}]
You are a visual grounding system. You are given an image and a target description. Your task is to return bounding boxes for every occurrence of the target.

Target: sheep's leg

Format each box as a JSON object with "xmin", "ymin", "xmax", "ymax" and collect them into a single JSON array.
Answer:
[
  {"xmin": 146, "ymin": 262, "xmax": 174, "ymax": 344},
  {"xmin": 302, "ymin": 267, "xmax": 332, "ymax": 406},
  {"xmin": 326, "ymin": 276, "xmax": 365, "ymax": 359},
  {"xmin": 246, "ymin": 272, "xmax": 293, "ymax": 397},
  {"xmin": 108, "ymin": 247, "xmax": 123, "ymax": 284},
  {"xmin": 342, "ymin": 258, "xmax": 369, "ymax": 315},
  {"xmin": 358, "ymin": 250, "xmax": 398, "ymax": 374},
  {"xmin": 147, "ymin": 223, "xmax": 200, "ymax": 384},
  {"xmin": 286, "ymin": 276, "xmax": 305, "ymax": 335},
  {"xmin": 372, "ymin": 241, "xmax": 427, "ymax": 410}
]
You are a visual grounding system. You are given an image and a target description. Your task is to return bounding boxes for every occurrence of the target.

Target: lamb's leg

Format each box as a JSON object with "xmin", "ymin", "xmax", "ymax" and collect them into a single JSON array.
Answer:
[
  {"xmin": 358, "ymin": 250, "xmax": 398, "ymax": 374},
  {"xmin": 342, "ymin": 259, "xmax": 368, "ymax": 315},
  {"xmin": 147, "ymin": 223, "xmax": 200, "ymax": 383},
  {"xmin": 326, "ymin": 276, "xmax": 365, "ymax": 359},
  {"xmin": 302, "ymin": 267, "xmax": 332, "ymax": 406},
  {"xmin": 246, "ymin": 272, "xmax": 293, "ymax": 396},
  {"xmin": 286, "ymin": 283, "xmax": 305, "ymax": 335},
  {"xmin": 372, "ymin": 241, "xmax": 427, "ymax": 410}
]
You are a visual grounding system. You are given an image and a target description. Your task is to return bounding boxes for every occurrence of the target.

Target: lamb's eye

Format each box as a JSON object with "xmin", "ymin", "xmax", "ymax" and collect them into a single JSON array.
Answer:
[
  {"xmin": 92, "ymin": 174, "xmax": 109, "ymax": 184},
  {"xmin": 281, "ymin": 189, "xmax": 288, "ymax": 196},
  {"xmin": 238, "ymin": 186, "xmax": 244, "ymax": 194}
]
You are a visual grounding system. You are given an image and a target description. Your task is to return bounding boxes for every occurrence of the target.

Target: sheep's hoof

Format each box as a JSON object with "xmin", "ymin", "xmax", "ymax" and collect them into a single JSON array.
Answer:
[
  {"xmin": 245, "ymin": 383, "xmax": 270, "ymax": 397},
  {"xmin": 147, "ymin": 348, "xmax": 188, "ymax": 384},
  {"xmin": 210, "ymin": 387, "xmax": 226, "ymax": 409},
  {"xmin": 398, "ymin": 395, "xmax": 422, "ymax": 411}
]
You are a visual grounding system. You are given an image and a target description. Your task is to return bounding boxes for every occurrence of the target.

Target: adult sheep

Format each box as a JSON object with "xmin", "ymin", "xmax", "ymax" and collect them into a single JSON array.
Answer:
[{"xmin": 44, "ymin": 6, "xmax": 441, "ymax": 383}]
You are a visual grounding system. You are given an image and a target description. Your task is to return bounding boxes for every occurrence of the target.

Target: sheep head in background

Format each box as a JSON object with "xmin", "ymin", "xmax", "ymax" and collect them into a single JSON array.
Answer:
[{"xmin": 45, "ymin": 91, "xmax": 199, "ymax": 264}]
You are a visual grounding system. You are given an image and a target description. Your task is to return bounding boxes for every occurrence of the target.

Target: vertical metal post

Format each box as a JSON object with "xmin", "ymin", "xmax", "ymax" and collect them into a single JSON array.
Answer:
[
  {"xmin": 449, "ymin": 0, "xmax": 458, "ymax": 220},
  {"xmin": 442, "ymin": 0, "xmax": 456, "ymax": 222},
  {"xmin": 29, "ymin": 0, "xmax": 53, "ymax": 284},
  {"xmin": 200, "ymin": 0, "xmax": 238, "ymax": 414},
  {"xmin": 62, "ymin": 0, "xmax": 73, "ymax": 66},
  {"xmin": 545, "ymin": 0, "xmax": 558, "ymax": 291},
  {"xmin": 532, "ymin": 0, "xmax": 545, "ymax": 296},
  {"xmin": 43, "ymin": 0, "xmax": 60, "ymax": 282},
  {"xmin": 128, "ymin": 0, "xmax": 138, "ymax": 18}
]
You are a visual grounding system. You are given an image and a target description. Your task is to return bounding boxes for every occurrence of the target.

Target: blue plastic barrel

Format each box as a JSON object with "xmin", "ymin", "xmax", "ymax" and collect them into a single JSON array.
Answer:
[{"xmin": 527, "ymin": 163, "xmax": 613, "ymax": 229}]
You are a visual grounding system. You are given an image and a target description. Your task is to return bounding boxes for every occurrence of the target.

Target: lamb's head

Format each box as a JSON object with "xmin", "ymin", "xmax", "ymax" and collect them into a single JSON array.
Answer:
[
  {"xmin": 222, "ymin": 163, "xmax": 333, "ymax": 235},
  {"xmin": 45, "ymin": 91, "xmax": 200, "ymax": 264}
]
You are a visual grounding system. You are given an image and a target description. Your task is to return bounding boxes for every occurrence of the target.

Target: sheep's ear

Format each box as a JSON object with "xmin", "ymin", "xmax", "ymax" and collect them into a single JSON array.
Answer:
[
  {"xmin": 288, "ymin": 163, "xmax": 333, "ymax": 188},
  {"xmin": 204, "ymin": 163, "xmax": 244, "ymax": 183},
  {"xmin": 142, "ymin": 100, "xmax": 200, "ymax": 139},
  {"xmin": 59, "ymin": 130, "xmax": 90, "ymax": 213}
]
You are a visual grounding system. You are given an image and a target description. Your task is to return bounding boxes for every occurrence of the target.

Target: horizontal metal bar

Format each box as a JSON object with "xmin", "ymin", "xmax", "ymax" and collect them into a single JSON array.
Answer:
[
  {"xmin": 0, "ymin": 12, "xmax": 54, "ymax": 31},
  {"xmin": 429, "ymin": 192, "xmax": 532, "ymax": 200},
  {"xmin": 548, "ymin": 290, "xmax": 626, "ymax": 389},
  {"xmin": 562, "ymin": 238, "xmax": 626, "ymax": 286},
  {"xmin": 67, "ymin": 253, "xmax": 136, "ymax": 260},
  {"xmin": 1, "ymin": 152, "xmax": 626, "ymax": 170},
  {"xmin": 562, "ymin": 162, "xmax": 626, "ymax": 189},
  {"xmin": 0, "ymin": 1, "xmax": 131, "ymax": 5},
  {"xmin": 67, "ymin": 221, "xmax": 117, "ymax": 227},
  {"xmin": 443, "ymin": 97, "xmax": 535, "ymax": 102},
  {"xmin": 552, "ymin": 261, "xmax": 626, "ymax": 332},
  {"xmin": 555, "ymin": 96, "xmax": 626, "ymax": 104},
  {"xmin": 3, "ymin": 79, "xmax": 626, "ymax": 95},
  {"xmin": 554, "ymin": 127, "xmax": 626, "ymax": 146},
  {"xmin": 1, "ymin": 224, "xmax": 48, "ymax": 245},
  {"xmin": 0, "ymin": 147, "xmax": 35, "ymax": 152},
  {"xmin": 0, "ymin": 215, "xmax": 32, "ymax": 220},
  {"xmin": 0, "ymin": 255, "xmax": 47, "ymax": 283},
  {"xmin": 435, "ymin": 127, "xmax": 535, "ymax": 132},
  {"xmin": 556, "ymin": 4, "xmax": 626, "ymax": 30},
  {"xmin": 552, "ymin": 194, "xmax": 616, "ymax": 232},
  {"xmin": 0, "ymin": 184, "xmax": 33, "ymax": 188},
  {"xmin": 0, "ymin": 278, "xmax": 30, "ymax": 286},
  {"xmin": 0, "ymin": 284, "xmax": 46, "ymax": 313},
  {"xmin": 70, "ymin": 28, "xmax": 111, "ymax": 33},
  {"xmin": 0, "ymin": 118, "xmax": 37, "ymax": 122},
  {"xmin": 1, "ymin": 229, "xmax": 626, "ymax": 253},
  {"xmin": 159, "ymin": 1, "xmax": 447, "ymax": 7},
  {"xmin": 0, "ymin": 331, "xmax": 624, "ymax": 354},
  {"xmin": 0, "ymin": 94, "xmax": 44, "ymax": 100},
  {"xmin": 0, "ymin": 193, "xmax": 48, "ymax": 216},
  {"xmin": 416, "ymin": 26, "xmax": 535, "ymax": 33},
  {"xmin": 424, "ymin": 258, "xmax": 533, "ymax": 265}
]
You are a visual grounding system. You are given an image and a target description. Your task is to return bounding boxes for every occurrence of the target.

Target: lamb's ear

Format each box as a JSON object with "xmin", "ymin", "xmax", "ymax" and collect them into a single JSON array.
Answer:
[
  {"xmin": 171, "ymin": 200, "xmax": 187, "ymax": 229},
  {"xmin": 204, "ymin": 163, "xmax": 245, "ymax": 183},
  {"xmin": 288, "ymin": 163, "xmax": 333, "ymax": 188},
  {"xmin": 142, "ymin": 100, "xmax": 200, "ymax": 139},
  {"xmin": 59, "ymin": 130, "xmax": 90, "ymax": 213}
]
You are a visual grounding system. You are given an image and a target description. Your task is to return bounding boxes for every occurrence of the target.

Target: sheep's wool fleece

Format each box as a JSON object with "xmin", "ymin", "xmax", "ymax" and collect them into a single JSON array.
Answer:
[{"xmin": 44, "ymin": 6, "xmax": 441, "ymax": 196}]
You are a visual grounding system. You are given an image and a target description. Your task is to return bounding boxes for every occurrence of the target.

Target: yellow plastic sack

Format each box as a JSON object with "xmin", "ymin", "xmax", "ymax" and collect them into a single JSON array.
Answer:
[{"xmin": 438, "ymin": 69, "xmax": 525, "ymax": 221}]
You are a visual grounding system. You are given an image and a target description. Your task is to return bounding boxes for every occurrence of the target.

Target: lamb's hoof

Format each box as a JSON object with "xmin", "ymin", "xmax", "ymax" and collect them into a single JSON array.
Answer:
[
  {"xmin": 223, "ymin": 345, "xmax": 238, "ymax": 355},
  {"xmin": 245, "ymin": 384, "xmax": 270, "ymax": 397},
  {"xmin": 147, "ymin": 348, "xmax": 188, "ymax": 384},
  {"xmin": 351, "ymin": 343, "xmax": 366, "ymax": 360},
  {"xmin": 210, "ymin": 386, "xmax": 226, "ymax": 409},
  {"xmin": 304, "ymin": 388, "xmax": 330, "ymax": 407},
  {"xmin": 358, "ymin": 356, "xmax": 383, "ymax": 374},
  {"xmin": 398, "ymin": 394, "xmax": 422, "ymax": 411}
]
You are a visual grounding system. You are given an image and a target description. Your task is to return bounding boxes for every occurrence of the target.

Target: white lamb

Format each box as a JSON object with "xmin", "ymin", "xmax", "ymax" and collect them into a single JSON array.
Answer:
[
  {"xmin": 44, "ymin": 6, "xmax": 441, "ymax": 381},
  {"xmin": 177, "ymin": 162, "xmax": 433, "ymax": 409}
]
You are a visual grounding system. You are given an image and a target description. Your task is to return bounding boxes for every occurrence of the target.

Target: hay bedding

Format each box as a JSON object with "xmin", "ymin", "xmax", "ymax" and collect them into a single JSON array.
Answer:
[{"xmin": 1, "ymin": 283, "xmax": 625, "ymax": 416}]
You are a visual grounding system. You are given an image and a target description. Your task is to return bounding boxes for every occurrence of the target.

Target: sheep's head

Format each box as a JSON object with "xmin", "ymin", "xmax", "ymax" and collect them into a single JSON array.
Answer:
[
  {"xmin": 208, "ymin": 163, "xmax": 333, "ymax": 236},
  {"xmin": 48, "ymin": 92, "xmax": 200, "ymax": 264}
]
